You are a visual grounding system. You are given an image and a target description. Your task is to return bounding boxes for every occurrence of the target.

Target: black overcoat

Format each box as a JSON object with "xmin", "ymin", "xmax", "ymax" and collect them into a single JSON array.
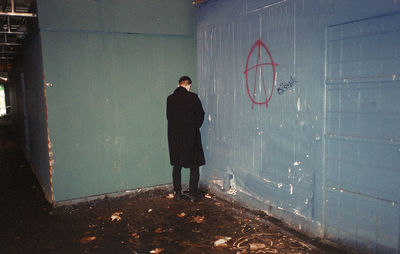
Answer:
[{"xmin": 167, "ymin": 87, "xmax": 205, "ymax": 167}]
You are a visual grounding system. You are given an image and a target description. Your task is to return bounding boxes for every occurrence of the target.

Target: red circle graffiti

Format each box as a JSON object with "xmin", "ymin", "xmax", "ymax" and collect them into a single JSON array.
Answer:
[{"xmin": 244, "ymin": 39, "xmax": 278, "ymax": 109}]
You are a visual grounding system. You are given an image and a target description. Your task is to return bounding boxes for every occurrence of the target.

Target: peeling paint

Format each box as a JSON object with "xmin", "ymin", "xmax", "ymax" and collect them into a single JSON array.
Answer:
[
  {"xmin": 211, "ymin": 179, "xmax": 224, "ymax": 189},
  {"xmin": 263, "ymin": 178, "xmax": 271, "ymax": 183},
  {"xmin": 297, "ymin": 97, "xmax": 301, "ymax": 111}
]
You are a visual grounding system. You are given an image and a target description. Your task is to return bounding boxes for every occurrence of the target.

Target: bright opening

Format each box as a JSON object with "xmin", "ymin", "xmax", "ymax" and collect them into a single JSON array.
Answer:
[{"xmin": 0, "ymin": 85, "xmax": 6, "ymax": 116}]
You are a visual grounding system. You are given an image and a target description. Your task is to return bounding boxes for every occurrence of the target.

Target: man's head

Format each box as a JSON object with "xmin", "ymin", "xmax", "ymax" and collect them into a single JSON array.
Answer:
[{"xmin": 178, "ymin": 75, "xmax": 192, "ymax": 91}]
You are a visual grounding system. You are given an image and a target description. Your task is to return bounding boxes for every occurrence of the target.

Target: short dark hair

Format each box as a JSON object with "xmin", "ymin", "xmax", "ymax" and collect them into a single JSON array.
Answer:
[{"xmin": 179, "ymin": 76, "xmax": 192, "ymax": 84}]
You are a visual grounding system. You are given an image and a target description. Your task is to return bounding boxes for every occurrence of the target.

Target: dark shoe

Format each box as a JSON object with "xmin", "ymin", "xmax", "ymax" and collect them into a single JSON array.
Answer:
[
  {"xmin": 188, "ymin": 192, "xmax": 202, "ymax": 202},
  {"xmin": 174, "ymin": 192, "xmax": 182, "ymax": 201}
]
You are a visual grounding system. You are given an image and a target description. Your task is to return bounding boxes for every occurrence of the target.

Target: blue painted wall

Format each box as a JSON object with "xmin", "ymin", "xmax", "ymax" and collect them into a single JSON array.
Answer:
[{"xmin": 197, "ymin": 0, "xmax": 400, "ymax": 253}]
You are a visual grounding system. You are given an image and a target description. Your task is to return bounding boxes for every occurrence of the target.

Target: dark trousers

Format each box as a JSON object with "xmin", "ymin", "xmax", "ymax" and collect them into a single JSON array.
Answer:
[{"xmin": 173, "ymin": 165, "xmax": 199, "ymax": 194}]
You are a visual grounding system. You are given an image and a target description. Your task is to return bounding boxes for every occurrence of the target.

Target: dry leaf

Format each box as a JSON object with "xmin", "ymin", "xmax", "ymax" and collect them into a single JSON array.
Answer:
[
  {"xmin": 150, "ymin": 248, "xmax": 164, "ymax": 253},
  {"xmin": 154, "ymin": 227, "xmax": 163, "ymax": 233},
  {"xmin": 130, "ymin": 233, "xmax": 139, "ymax": 239},
  {"xmin": 193, "ymin": 215, "xmax": 205, "ymax": 223},
  {"xmin": 80, "ymin": 236, "xmax": 96, "ymax": 244},
  {"xmin": 205, "ymin": 193, "xmax": 213, "ymax": 199},
  {"xmin": 166, "ymin": 193, "xmax": 174, "ymax": 199},
  {"xmin": 111, "ymin": 212, "xmax": 122, "ymax": 221},
  {"xmin": 177, "ymin": 212, "xmax": 186, "ymax": 218},
  {"xmin": 129, "ymin": 233, "xmax": 140, "ymax": 243}
]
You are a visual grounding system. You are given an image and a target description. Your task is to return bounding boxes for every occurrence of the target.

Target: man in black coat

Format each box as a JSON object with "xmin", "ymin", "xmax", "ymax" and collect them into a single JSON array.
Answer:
[{"xmin": 167, "ymin": 76, "xmax": 205, "ymax": 201}]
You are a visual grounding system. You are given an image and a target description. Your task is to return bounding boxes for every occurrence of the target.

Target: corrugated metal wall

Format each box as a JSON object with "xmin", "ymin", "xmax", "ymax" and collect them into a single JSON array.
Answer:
[
  {"xmin": 36, "ymin": 0, "xmax": 197, "ymax": 202},
  {"xmin": 325, "ymin": 12, "xmax": 400, "ymax": 252},
  {"xmin": 197, "ymin": 0, "xmax": 400, "ymax": 252}
]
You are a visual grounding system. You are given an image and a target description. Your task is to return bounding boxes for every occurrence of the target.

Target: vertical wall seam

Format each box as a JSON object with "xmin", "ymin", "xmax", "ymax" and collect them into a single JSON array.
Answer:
[
  {"xmin": 322, "ymin": 26, "xmax": 328, "ymax": 238},
  {"xmin": 42, "ymin": 73, "xmax": 54, "ymax": 203},
  {"xmin": 293, "ymin": 0, "xmax": 296, "ymax": 77}
]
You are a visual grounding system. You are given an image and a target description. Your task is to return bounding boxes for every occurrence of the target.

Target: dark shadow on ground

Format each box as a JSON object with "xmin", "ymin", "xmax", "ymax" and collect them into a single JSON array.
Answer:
[{"xmin": 0, "ymin": 116, "xmax": 347, "ymax": 254}]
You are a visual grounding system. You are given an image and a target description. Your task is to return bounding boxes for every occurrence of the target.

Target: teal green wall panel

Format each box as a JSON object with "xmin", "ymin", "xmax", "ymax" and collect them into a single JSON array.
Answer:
[
  {"xmin": 42, "ymin": 31, "xmax": 196, "ymax": 201},
  {"xmin": 38, "ymin": 1, "xmax": 196, "ymax": 201},
  {"xmin": 17, "ymin": 33, "xmax": 53, "ymax": 201},
  {"xmin": 37, "ymin": 0, "xmax": 196, "ymax": 36}
]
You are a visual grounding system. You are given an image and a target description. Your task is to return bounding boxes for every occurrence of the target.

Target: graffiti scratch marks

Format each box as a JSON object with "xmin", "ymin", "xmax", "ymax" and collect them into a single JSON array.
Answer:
[
  {"xmin": 244, "ymin": 39, "xmax": 278, "ymax": 110},
  {"xmin": 277, "ymin": 76, "xmax": 297, "ymax": 95}
]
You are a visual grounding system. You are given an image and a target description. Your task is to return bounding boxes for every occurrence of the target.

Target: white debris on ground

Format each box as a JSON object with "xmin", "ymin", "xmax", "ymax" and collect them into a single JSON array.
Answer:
[
  {"xmin": 111, "ymin": 212, "xmax": 122, "ymax": 221},
  {"xmin": 214, "ymin": 237, "xmax": 232, "ymax": 247},
  {"xmin": 150, "ymin": 247, "xmax": 164, "ymax": 253},
  {"xmin": 177, "ymin": 212, "xmax": 186, "ymax": 218}
]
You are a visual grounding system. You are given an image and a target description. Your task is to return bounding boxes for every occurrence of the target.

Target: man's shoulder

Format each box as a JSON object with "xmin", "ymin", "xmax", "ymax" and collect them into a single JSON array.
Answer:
[{"xmin": 188, "ymin": 91, "xmax": 199, "ymax": 98}]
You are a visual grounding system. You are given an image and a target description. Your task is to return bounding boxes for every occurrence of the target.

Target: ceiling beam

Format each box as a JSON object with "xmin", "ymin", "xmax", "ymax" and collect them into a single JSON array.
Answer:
[
  {"xmin": 0, "ymin": 11, "xmax": 36, "ymax": 17},
  {"xmin": 0, "ymin": 42, "xmax": 20, "ymax": 46},
  {"xmin": 0, "ymin": 0, "xmax": 36, "ymax": 17},
  {"xmin": 0, "ymin": 31, "xmax": 25, "ymax": 35}
]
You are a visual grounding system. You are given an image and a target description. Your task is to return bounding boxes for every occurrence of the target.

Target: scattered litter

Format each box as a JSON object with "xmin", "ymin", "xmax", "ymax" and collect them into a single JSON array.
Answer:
[
  {"xmin": 130, "ymin": 233, "xmax": 139, "ymax": 239},
  {"xmin": 166, "ymin": 193, "xmax": 174, "ymax": 199},
  {"xmin": 214, "ymin": 237, "xmax": 232, "ymax": 248},
  {"xmin": 150, "ymin": 248, "xmax": 164, "ymax": 253},
  {"xmin": 249, "ymin": 243, "xmax": 266, "ymax": 251},
  {"xmin": 80, "ymin": 236, "xmax": 96, "ymax": 244},
  {"xmin": 296, "ymin": 240, "xmax": 312, "ymax": 250},
  {"xmin": 111, "ymin": 212, "xmax": 122, "ymax": 221},
  {"xmin": 154, "ymin": 227, "xmax": 163, "ymax": 233},
  {"xmin": 177, "ymin": 212, "xmax": 186, "ymax": 218},
  {"xmin": 129, "ymin": 233, "xmax": 140, "ymax": 243},
  {"xmin": 205, "ymin": 193, "xmax": 213, "ymax": 199},
  {"xmin": 192, "ymin": 215, "xmax": 205, "ymax": 223},
  {"xmin": 148, "ymin": 209, "xmax": 153, "ymax": 213},
  {"xmin": 233, "ymin": 233, "xmax": 273, "ymax": 251}
]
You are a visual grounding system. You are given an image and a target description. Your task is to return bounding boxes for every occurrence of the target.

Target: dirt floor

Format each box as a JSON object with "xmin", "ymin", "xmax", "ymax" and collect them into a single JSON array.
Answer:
[{"xmin": 0, "ymin": 116, "xmax": 347, "ymax": 254}]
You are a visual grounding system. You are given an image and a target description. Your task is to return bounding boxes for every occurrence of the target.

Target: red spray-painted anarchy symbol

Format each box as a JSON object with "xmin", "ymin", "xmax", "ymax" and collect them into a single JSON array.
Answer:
[{"xmin": 244, "ymin": 39, "xmax": 278, "ymax": 109}]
